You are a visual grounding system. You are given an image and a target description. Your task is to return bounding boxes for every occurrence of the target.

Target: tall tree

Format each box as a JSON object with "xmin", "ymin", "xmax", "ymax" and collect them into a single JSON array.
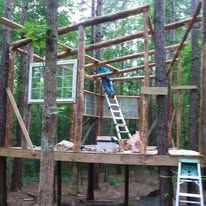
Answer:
[
  {"xmin": 38, "ymin": 0, "xmax": 58, "ymax": 205},
  {"xmin": 189, "ymin": 0, "xmax": 200, "ymax": 151},
  {"xmin": 0, "ymin": 0, "xmax": 13, "ymax": 205},
  {"xmin": 10, "ymin": 0, "xmax": 30, "ymax": 191},
  {"xmin": 200, "ymin": 0, "xmax": 206, "ymax": 154},
  {"xmin": 154, "ymin": 0, "xmax": 173, "ymax": 205}
]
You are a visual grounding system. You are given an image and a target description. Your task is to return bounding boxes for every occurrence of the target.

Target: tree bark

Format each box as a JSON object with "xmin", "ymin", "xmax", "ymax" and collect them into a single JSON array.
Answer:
[
  {"xmin": 189, "ymin": 0, "xmax": 200, "ymax": 151},
  {"xmin": 0, "ymin": 0, "xmax": 13, "ymax": 205},
  {"xmin": 154, "ymin": 0, "xmax": 173, "ymax": 205},
  {"xmin": 199, "ymin": 0, "xmax": 206, "ymax": 190},
  {"xmin": 11, "ymin": 0, "xmax": 30, "ymax": 191},
  {"xmin": 38, "ymin": 0, "xmax": 58, "ymax": 205},
  {"xmin": 94, "ymin": 0, "xmax": 103, "ymax": 191}
]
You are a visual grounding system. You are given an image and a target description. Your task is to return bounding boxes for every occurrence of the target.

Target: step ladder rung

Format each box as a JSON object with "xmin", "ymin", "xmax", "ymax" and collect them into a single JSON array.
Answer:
[
  {"xmin": 179, "ymin": 200, "xmax": 201, "ymax": 204},
  {"xmin": 179, "ymin": 175, "xmax": 200, "ymax": 179},
  {"xmin": 111, "ymin": 110, "xmax": 121, "ymax": 113},
  {"xmin": 110, "ymin": 103, "xmax": 119, "ymax": 107},
  {"xmin": 116, "ymin": 124, "xmax": 126, "ymax": 127},
  {"xmin": 179, "ymin": 193, "xmax": 201, "ymax": 198},
  {"xmin": 114, "ymin": 117, "xmax": 124, "ymax": 120},
  {"xmin": 117, "ymin": 131, "xmax": 129, "ymax": 134}
]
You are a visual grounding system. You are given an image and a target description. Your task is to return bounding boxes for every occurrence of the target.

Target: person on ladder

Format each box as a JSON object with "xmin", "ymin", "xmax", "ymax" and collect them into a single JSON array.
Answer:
[{"xmin": 97, "ymin": 65, "xmax": 115, "ymax": 98}]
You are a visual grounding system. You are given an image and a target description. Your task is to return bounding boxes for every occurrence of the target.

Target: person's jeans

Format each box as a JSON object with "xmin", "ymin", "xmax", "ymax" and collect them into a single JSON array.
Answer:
[{"xmin": 102, "ymin": 76, "xmax": 114, "ymax": 97}]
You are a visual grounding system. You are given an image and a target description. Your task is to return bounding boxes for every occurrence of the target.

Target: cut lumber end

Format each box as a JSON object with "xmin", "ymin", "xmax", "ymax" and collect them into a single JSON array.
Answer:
[{"xmin": 141, "ymin": 87, "xmax": 168, "ymax": 95}]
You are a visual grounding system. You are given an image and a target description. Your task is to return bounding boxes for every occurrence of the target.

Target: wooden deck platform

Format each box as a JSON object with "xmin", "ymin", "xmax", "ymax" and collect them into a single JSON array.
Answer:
[{"xmin": 0, "ymin": 147, "xmax": 205, "ymax": 166}]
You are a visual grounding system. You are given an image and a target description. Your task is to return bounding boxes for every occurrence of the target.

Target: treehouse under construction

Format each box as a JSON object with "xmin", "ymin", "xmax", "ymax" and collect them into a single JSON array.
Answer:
[{"xmin": 0, "ymin": 1, "xmax": 206, "ymax": 204}]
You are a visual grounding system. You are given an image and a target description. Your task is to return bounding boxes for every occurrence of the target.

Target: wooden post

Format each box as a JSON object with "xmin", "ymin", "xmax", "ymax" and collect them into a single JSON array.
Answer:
[
  {"xmin": 5, "ymin": 49, "xmax": 15, "ymax": 147},
  {"xmin": 176, "ymin": 51, "xmax": 182, "ymax": 148},
  {"xmin": 124, "ymin": 165, "xmax": 129, "ymax": 206},
  {"xmin": 74, "ymin": 26, "xmax": 85, "ymax": 152},
  {"xmin": 140, "ymin": 11, "xmax": 149, "ymax": 153},
  {"xmin": 168, "ymin": 63, "xmax": 174, "ymax": 147}
]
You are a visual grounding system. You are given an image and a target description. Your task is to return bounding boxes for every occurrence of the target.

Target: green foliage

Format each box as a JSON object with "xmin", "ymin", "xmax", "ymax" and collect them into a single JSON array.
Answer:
[{"xmin": 16, "ymin": 21, "xmax": 50, "ymax": 49}]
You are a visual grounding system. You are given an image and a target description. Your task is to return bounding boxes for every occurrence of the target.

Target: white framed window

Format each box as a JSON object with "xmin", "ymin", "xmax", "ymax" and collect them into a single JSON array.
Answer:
[{"xmin": 28, "ymin": 60, "xmax": 77, "ymax": 104}]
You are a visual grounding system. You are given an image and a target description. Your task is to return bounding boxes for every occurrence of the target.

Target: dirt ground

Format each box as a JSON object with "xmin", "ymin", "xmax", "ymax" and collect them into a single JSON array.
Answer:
[{"xmin": 8, "ymin": 170, "xmax": 160, "ymax": 206}]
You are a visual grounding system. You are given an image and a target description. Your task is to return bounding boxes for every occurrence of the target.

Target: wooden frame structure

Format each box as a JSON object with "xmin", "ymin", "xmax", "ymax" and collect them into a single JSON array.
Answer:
[{"xmin": 0, "ymin": 2, "xmax": 205, "ymax": 166}]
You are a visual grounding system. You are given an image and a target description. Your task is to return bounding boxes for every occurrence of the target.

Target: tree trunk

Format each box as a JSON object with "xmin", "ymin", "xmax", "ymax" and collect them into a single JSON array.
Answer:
[
  {"xmin": 0, "ymin": 0, "xmax": 13, "ymax": 205},
  {"xmin": 38, "ymin": 0, "xmax": 58, "ymax": 205},
  {"xmin": 199, "ymin": 0, "xmax": 206, "ymax": 190},
  {"xmin": 154, "ymin": 0, "xmax": 173, "ymax": 205},
  {"xmin": 94, "ymin": 0, "xmax": 103, "ymax": 190},
  {"xmin": 11, "ymin": 0, "xmax": 30, "ymax": 191},
  {"xmin": 189, "ymin": 0, "xmax": 200, "ymax": 151}
]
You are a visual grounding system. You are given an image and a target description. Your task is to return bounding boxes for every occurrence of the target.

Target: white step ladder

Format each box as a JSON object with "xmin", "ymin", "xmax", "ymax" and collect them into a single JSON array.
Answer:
[
  {"xmin": 176, "ymin": 159, "xmax": 204, "ymax": 206},
  {"xmin": 105, "ymin": 94, "xmax": 132, "ymax": 140}
]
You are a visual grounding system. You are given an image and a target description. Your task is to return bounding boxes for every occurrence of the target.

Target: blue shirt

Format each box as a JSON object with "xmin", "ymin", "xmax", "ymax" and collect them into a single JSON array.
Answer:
[{"xmin": 97, "ymin": 66, "xmax": 110, "ymax": 73}]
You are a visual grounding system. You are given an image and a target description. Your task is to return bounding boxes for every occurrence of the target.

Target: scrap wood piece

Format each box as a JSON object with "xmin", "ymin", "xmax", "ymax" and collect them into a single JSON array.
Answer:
[
  {"xmin": 141, "ymin": 87, "xmax": 168, "ymax": 95},
  {"xmin": 6, "ymin": 88, "xmax": 35, "ymax": 153}
]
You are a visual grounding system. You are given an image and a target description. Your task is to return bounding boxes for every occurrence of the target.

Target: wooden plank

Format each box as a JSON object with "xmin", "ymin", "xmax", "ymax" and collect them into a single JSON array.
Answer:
[
  {"xmin": 6, "ymin": 88, "xmax": 34, "ymax": 152},
  {"xmin": 0, "ymin": 147, "xmax": 205, "ymax": 166},
  {"xmin": 8, "ymin": 15, "xmax": 202, "ymax": 49},
  {"xmin": 141, "ymin": 87, "xmax": 168, "ymax": 95},
  {"xmin": 112, "ymin": 75, "xmax": 155, "ymax": 81},
  {"xmin": 141, "ymin": 11, "xmax": 150, "ymax": 153},
  {"xmin": 176, "ymin": 51, "xmax": 182, "ymax": 148},
  {"xmin": 74, "ymin": 26, "xmax": 85, "ymax": 152},
  {"xmin": 92, "ymin": 59, "xmax": 174, "ymax": 78},
  {"xmin": 58, "ymin": 4, "xmax": 150, "ymax": 34},
  {"xmin": 85, "ymin": 43, "xmax": 181, "ymax": 69},
  {"xmin": 0, "ymin": 17, "xmax": 23, "ymax": 29},
  {"xmin": 172, "ymin": 85, "xmax": 197, "ymax": 90},
  {"xmin": 57, "ymin": 42, "xmax": 119, "ymax": 71}
]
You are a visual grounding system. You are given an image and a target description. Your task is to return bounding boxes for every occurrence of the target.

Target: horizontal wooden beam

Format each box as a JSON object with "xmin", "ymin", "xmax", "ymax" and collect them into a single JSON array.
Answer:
[
  {"xmin": 172, "ymin": 85, "xmax": 197, "ymax": 90},
  {"xmin": 91, "ymin": 59, "xmax": 173, "ymax": 78},
  {"xmin": 58, "ymin": 4, "xmax": 149, "ymax": 35},
  {"xmin": 57, "ymin": 42, "xmax": 119, "ymax": 71},
  {"xmin": 112, "ymin": 75, "xmax": 155, "ymax": 81},
  {"xmin": 16, "ymin": 48, "xmax": 43, "ymax": 61},
  {"xmin": 141, "ymin": 87, "xmax": 168, "ymax": 95},
  {"xmin": 9, "ymin": 15, "xmax": 202, "ymax": 50},
  {"xmin": 0, "ymin": 147, "xmax": 205, "ymax": 166},
  {"xmin": 85, "ymin": 43, "xmax": 181, "ymax": 69},
  {"xmin": 0, "ymin": 17, "xmax": 23, "ymax": 29}
]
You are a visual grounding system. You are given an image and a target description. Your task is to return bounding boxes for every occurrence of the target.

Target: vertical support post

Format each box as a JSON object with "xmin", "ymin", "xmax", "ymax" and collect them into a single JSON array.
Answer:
[
  {"xmin": 97, "ymin": 88, "xmax": 104, "ymax": 136},
  {"xmin": 176, "ymin": 51, "xmax": 182, "ymax": 148},
  {"xmin": 168, "ymin": 69, "xmax": 174, "ymax": 147},
  {"xmin": 56, "ymin": 161, "xmax": 62, "ymax": 206},
  {"xmin": 74, "ymin": 26, "xmax": 85, "ymax": 152},
  {"xmin": 5, "ymin": 48, "xmax": 16, "ymax": 147},
  {"xmin": 22, "ymin": 45, "xmax": 33, "ymax": 149},
  {"xmin": 69, "ymin": 104, "xmax": 76, "ymax": 142},
  {"xmin": 141, "ymin": 11, "xmax": 149, "ymax": 153},
  {"xmin": 124, "ymin": 165, "xmax": 129, "ymax": 206}
]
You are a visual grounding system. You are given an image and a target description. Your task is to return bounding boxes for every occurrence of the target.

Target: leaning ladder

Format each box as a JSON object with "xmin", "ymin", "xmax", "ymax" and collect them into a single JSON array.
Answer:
[
  {"xmin": 105, "ymin": 94, "xmax": 132, "ymax": 140},
  {"xmin": 175, "ymin": 159, "xmax": 204, "ymax": 206}
]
